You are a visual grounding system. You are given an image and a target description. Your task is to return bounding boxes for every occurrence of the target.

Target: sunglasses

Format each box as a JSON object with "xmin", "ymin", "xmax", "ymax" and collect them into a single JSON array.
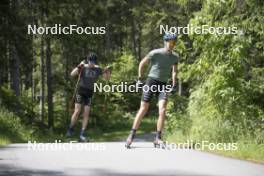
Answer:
[{"xmin": 169, "ymin": 40, "xmax": 176, "ymax": 44}]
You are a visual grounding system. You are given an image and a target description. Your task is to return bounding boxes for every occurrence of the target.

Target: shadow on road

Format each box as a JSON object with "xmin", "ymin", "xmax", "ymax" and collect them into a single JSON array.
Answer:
[
  {"xmin": 0, "ymin": 164, "xmax": 64, "ymax": 176},
  {"xmin": 0, "ymin": 164, "xmax": 212, "ymax": 176},
  {"xmin": 81, "ymin": 168, "xmax": 212, "ymax": 176}
]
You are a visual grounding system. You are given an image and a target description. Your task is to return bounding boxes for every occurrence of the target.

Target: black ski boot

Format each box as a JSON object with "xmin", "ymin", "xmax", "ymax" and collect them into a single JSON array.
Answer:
[
  {"xmin": 79, "ymin": 134, "xmax": 89, "ymax": 142},
  {"xmin": 125, "ymin": 129, "xmax": 136, "ymax": 149},
  {"xmin": 79, "ymin": 129, "xmax": 89, "ymax": 143},
  {"xmin": 66, "ymin": 127, "xmax": 74, "ymax": 138},
  {"xmin": 153, "ymin": 131, "xmax": 166, "ymax": 149},
  {"xmin": 153, "ymin": 138, "xmax": 166, "ymax": 149}
]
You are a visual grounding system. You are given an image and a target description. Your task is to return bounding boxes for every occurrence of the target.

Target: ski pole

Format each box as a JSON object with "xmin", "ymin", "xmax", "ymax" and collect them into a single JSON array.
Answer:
[
  {"xmin": 103, "ymin": 65, "xmax": 112, "ymax": 113},
  {"xmin": 70, "ymin": 66, "xmax": 83, "ymax": 110}
]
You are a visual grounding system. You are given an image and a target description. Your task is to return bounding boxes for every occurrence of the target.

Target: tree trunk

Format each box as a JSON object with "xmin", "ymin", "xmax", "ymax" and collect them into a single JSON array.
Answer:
[
  {"xmin": 131, "ymin": 16, "xmax": 138, "ymax": 60},
  {"xmin": 0, "ymin": 35, "xmax": 9, "ymax": 85},
  {"xmin": 39, "ymin": 36, "xmax": 45, "ymax": 124},
  {"xmin": 45, "ymin": 0, "xmax": 53, "ymax": 129},
  {"xmin": 178, "ymin": 78, "xmax": 182, "ymax": 96},
  {"xmin": 105, "ymin": 22, "xmax": 111, "ymax": 55},
  {"xmin": 9, "ymin": 0, "xmax": 20, "ymax": 96},
  {"xmin": 46, "ymin": 37, "xmax": 53, "ymax": 129},
  {"xmin": 137, "ymin": 23, "xmax": 142, "ymax": 61},
  {"xmin": 31, "ymin": 35, "xmax": 36, "ymax": 99},
  {"xmin": 9, "ymin": 43, "xmax": 20, "ymax": 96},
  {"xmin": 64, "ymin": 48, "xmax": 69, "ymax": 125}
]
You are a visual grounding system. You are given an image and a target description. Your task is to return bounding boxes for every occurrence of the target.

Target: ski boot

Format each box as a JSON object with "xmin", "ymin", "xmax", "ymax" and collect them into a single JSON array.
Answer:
[
  {"xmin": 79, "ymin": 134, "xmax": 89, "ymax": 143},
  {"xmin": 125, "ymin": 130, "xmax": 136, "ymax": 149},
  {"xmin": 153, "ymin": 138, "xmax": 166, "ymax": 149},
  {"xmin": 66, "ymin": 128, "xmax": 74, "ymax": 138}
]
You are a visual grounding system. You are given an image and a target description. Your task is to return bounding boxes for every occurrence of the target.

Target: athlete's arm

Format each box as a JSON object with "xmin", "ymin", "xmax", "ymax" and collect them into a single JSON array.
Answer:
[
  {"xmin": 103, "ymin": 66, "xmax": 111, "ymax": 80},
  {"xmin": 70, "ymin": 61, "xmax": 84, "ymax": 77},
  {"xmin": 70, "ymin": 68, "xmax": 80, "ymax": 77},
  {"xmin": 138, "ymin": 57, "xmax": 149, "ymax": 78},
  {"xmin": 172, "ymin": 64, "xmax": 178, "ymax": 86}
]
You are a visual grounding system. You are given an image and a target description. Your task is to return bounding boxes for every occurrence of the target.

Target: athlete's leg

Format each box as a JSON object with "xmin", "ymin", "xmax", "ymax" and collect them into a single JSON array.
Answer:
[
  {"xmin": 157, "ymin": 99, "xmax": 167, "ymax": 133},
  {"xmin": 153, "ymin": 98, "xmax": 167, "ymax": 147},
  {"xmin": 132, "ymin": 78, "xmax": 153, "ymax": 130},
  {"xmin": 125, "ymin": 78, "xmax": 153, "ymax": 147},
  {"xmin": 79, "ymin": 94, "xmax": 92, "ymax": 142},
  {"xmin": 66, "ymin": 103, "xmax": 82, "ymax": 137},
  {"xmin": 132, "ymin": 101, "xmax": 150, "ymax": 129},
  {"xmin": 81, "ymin": 105, "xmax": 90, "ymax": 131},
  {"xmin": 125, "ymin": 101, "xmax": 150, "ymax": 147},
  {"xmin": 70, "ymin": 103, "xmax": 82, "ymax": 128}
]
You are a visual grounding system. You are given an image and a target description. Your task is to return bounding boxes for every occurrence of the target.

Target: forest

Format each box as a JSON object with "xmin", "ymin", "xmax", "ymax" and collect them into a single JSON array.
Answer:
[{"xmin": 0, "ymin": 0, "xmax": 263, "ymax": 161}]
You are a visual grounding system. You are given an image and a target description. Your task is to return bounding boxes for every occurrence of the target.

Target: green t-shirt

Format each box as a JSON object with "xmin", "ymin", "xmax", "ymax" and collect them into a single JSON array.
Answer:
[{"xmin": 146, "ymin": 48, "xmax": 179, "ymax": 82}]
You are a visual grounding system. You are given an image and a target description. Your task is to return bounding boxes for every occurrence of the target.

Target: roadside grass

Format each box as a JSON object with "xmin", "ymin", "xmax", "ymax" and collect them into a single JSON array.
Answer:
[
  {"xmin": 0, "ymin": 107, "xmax": 31, "ymax": 146},
  {"xmin": 0, "ymin": 134, "xmax": 26, "ymax": 146},
  {"xmin": 90, "ymin": 117, "xmax": 156, "ymax": 142},
  {"xmin": 207, "ymin": 142, "xmax": 264, "ymax": 164},
  {"xmin": 0, "ymin": 111, "xmax": 156, "ymax": 146},
  {"xmin": 0, "ymin": 136, "xmax": 11, "ymax": 146},
  {"xmin": 165, "ymin": 132, "xmax": 264, "ymax": 164},
  {"xmin": 32, "ymin": 117, "xmax": 156, "ymax": 143}
]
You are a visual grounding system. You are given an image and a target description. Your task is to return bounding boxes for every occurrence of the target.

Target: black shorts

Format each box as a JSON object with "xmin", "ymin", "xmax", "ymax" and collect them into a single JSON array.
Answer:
[
  {"xmin": 75, "ymin": 88, "xmax": 93, "ymax": 106},
  {"xmin": 141, "ymin": 77, "xmax": 168, "ymax": 103}
]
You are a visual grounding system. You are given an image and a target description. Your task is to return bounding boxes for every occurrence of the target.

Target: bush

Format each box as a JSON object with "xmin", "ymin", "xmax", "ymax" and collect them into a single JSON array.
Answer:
[
  {"xmin": 167, "ymin": 0, "xmax": 264, "ymax": 145},
  {"xmin": 165, "ymin": 95, "xmax": 191, "ymax": 137},
  {"xmin": 0, "ymin": 106, "xmax": 31, "ymax": 144}
]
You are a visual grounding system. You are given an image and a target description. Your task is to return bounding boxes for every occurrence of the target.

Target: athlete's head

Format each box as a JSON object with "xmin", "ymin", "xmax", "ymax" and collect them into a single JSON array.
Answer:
[
  {"xmin": 163, "ymin": 33, "xmax": 177, "ymax": 51},
  {"xmin": 86, "ymin": 52, "xmax": 97, "ymax": 67}
]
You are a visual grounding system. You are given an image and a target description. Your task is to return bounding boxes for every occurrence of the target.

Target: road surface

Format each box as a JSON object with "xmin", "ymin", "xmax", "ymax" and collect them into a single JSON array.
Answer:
[{"xmin": 0, "ymin": 135, "xmax": 263, "ymax": 176}]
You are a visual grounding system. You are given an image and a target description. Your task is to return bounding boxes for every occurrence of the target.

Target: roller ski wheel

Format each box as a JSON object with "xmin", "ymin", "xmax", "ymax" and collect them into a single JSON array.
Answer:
[
  {"xmin": 125, "ymin": 143, "xmax": 131, "ymax": 149},
  {"xmin": 79, "ymin": 134, "xmax": 89, "ymax": 143},
  {"xmin": 125, "ymin": 133, "xmax": 135, "ymax": 149},
  {"xmin": 66, "ymin": 128, "xmax": 74, "ymax": 138},
  {"xmin": 153, "ymin": 139, "xmax": 166, "ymax": 149}
]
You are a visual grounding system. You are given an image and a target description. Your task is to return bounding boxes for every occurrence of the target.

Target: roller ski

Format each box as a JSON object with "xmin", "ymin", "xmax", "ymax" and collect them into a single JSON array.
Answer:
[
  {"xmin": 78, "ymin": 134, "xmax": 89, "ymax": 143},
  {"xmin": 153, "ymin": 131, "xmax": 168, "ymax": 149},
  {"xmin": 153, "ymin": 138, "xmax": 167, "ymax": 149},
  {"xmin": 125, "ymin": 130, "xmax": 136, "ymax": 149},
  {"xmin": 66, "ymin": 128, "xmax": 74, "ymax": 138},
  {"xmin": 78, "ymin": 129, "xmax": 89, "ymax": 143}
]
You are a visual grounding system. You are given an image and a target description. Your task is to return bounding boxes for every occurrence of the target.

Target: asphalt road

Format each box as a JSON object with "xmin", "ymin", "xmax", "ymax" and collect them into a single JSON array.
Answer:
[{"xmin": 0, "ymin": 137, "xmax": 263, "ymax": 176}]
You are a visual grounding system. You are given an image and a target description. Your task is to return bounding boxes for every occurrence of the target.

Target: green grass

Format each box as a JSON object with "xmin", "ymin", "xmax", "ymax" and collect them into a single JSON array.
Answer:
[
  {"xmin": 206, "ymin": 142, "xmax": 264, "ymax": 164},
  {"xmin": 0, "ymin": 115, "xmax": 156, "ymax": 145},
  {"xmin": 89, "ymin": 118, "xmax": 156, "ymax": 142},
  {"xmin": 0, "ymin": 134, "xmax": 28, "ymax": 146},
  {"xmin": 0, "ymin": 136, "xmax": 11, "ymax": 146},
  {"xmin": 0, "ymin": 106, "xmax": 31, "ymax": 146},
  {"xmin": 166, "ymin": 132, "xmax": 264, "ymax": 164}
]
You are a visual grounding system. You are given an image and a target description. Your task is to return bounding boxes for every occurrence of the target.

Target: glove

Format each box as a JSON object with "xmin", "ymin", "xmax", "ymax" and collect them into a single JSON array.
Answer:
[
  {"xmin": 136, "ymin": 77, "xmax": 144, "ymax": 87},
  {"xmin": 77, "ymin": 62, "xmax": 84, "ymax": 69},
  {"xmin": 106, "ymin": 65, "xmax": 112, "ymax": 70},
  {"xmin": 104, "ymin": 65, "xmax": 112, "ymax": 73},
  {"xmin": 137, "ymin": 77, "xmax": 144, "ymax": 85},
  {"xmin": 171, "ymin": 85, "xmax": 177, "ymax": 94}
]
